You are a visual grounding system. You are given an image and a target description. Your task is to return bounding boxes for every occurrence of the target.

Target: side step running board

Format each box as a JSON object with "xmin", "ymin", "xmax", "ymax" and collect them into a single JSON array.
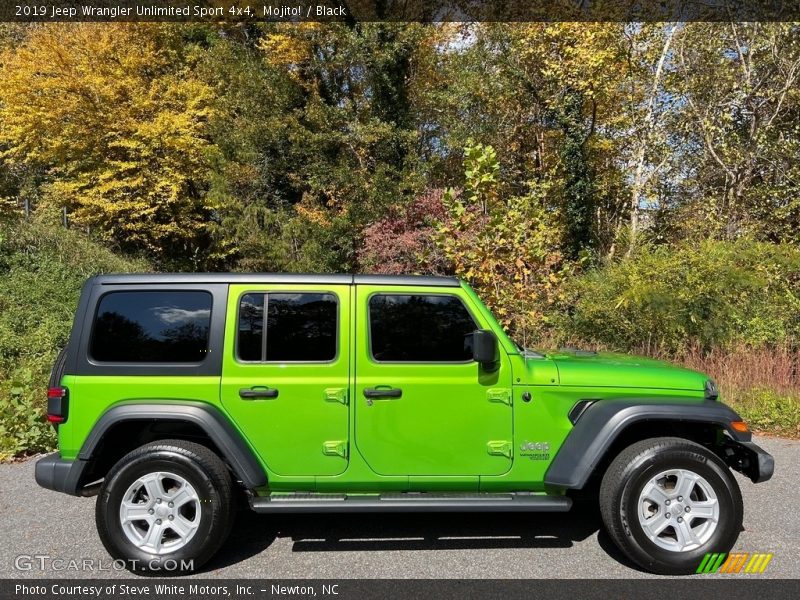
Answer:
[{"xmin": 250, "ymin": 492, "xmax": 572, "ymax": 513}]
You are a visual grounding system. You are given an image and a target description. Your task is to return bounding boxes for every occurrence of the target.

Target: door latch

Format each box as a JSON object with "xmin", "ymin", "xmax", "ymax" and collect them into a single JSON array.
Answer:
[
  {"xmin": 324, "ymin": 388, "xmax": 348, "ymax": 405},
  {"xmin": 322, "ymin": 440, "xmax": 348, "ymax": 458},
  {"xmin": 487, "ymin": 441, "xmax": 513, "ymax": 458}
]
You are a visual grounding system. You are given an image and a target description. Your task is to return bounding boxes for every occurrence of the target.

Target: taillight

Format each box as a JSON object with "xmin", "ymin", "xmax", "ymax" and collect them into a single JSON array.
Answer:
[{"xmin": 47, "ymin": 386, "xmax": 68, "ymax": 424}]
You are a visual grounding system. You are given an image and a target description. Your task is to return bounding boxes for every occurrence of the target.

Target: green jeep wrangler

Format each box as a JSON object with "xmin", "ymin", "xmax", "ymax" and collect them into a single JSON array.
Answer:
[{"xmin": 35, "ymin": 273, "xmax": 773, "ymax": 575}]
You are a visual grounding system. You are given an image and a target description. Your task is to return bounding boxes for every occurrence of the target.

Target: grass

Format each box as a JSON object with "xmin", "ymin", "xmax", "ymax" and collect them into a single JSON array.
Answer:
[
  {"xmin": 547, "ymin": 337, "xmax": 800, "ymax": 438},
  {"xmin": 678, "ymin": 345, "xmax": 800, "ymax": 438},
  {"xmin": 725, "ymin": 388, "xmax": 800, "ymax": 438}
]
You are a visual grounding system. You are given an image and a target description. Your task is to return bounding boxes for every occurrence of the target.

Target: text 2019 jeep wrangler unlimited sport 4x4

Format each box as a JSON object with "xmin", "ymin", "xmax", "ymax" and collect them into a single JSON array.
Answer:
[{"xmin": 35, "ymin": 273, "xmax": 773, "ymax": 575}]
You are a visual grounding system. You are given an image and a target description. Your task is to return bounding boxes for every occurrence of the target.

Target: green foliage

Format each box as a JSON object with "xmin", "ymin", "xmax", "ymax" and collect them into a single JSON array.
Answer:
[
  {"xmin": 0, "ymin": 220, "xmax": 149, "ymax": 458},
  {"xmin": 561, "ymin": 239, "xmax": 800, "ymax": 353},
  {"xmin": 3, "ymin": 22, "xmax": 800, "ymax": 271},
  {"xmin": 436, "ymin": 142, "xmax": 566, "ymax": 346},
  {"xmin": 205, "ymin": 23, "xmax": 427, "ymax": 273},
  {"xmin": 557, "ymin": 90, "xmax": 596, "ymax": 260},
  {"xmin": 726, "ymin": 388, "xmax": 800, "ymax": 438}
]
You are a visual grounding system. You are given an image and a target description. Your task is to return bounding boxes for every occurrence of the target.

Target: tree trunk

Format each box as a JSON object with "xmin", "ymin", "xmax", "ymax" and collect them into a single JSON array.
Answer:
[{"xmin": 628, "ymin": 24, "xmax": 677, "ymax": 255}]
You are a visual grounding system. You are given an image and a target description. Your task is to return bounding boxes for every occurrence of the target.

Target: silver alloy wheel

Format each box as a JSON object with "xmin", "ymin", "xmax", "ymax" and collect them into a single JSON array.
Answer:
[
  {"xmin": 637, "ymin": 468, "xmax": 720, "ymax": 552},
  {"xmin": 119, "ymin": 471, "xmax": 201, "ymax": 555}
]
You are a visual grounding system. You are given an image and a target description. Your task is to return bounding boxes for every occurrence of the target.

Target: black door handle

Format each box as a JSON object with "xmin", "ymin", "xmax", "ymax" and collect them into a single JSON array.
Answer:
[
  {"xmin": 363, "ymin": 387, "xmax": 402, "ymax": 399},
  {"xmin": 239, "ymin": 387, "xmax": 279, "ymax": 399}
]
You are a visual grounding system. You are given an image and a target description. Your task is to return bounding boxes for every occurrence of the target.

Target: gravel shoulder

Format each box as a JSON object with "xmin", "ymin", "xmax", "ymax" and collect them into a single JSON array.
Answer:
[{"xmin": 0, "ymin": 436, "xmax": 797, "ymax": 579}]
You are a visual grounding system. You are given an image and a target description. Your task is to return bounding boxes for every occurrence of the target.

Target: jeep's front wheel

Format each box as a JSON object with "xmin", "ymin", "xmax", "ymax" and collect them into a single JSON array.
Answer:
[
  {"xmin": 600, "ymin": 437, "xmax": 743, "ymax": 575},
  {"xmin": 96, "ymin": 440, "xmax": 234, "ymax": 574}
]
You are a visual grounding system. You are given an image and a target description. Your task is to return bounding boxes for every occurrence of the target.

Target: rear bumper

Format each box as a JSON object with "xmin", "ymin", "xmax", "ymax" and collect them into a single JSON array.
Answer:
[
  {"xmin": 721, "ymin": 440, "xmax": 774, "ymax": 483},
  {"xmin": 34, "ymin": 452, "xmax": 91, "ymax": 496}
]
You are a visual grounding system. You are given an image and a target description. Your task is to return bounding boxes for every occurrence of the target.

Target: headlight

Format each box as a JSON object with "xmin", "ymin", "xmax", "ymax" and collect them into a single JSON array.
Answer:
[{"xmin": 704, "ymin": 379, "xmax": 719, "ymax": 400}]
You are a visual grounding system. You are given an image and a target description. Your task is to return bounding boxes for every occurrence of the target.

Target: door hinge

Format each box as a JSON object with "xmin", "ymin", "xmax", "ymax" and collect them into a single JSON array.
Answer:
[
  {"xmin": 324, "ymin": 387, "xmax": 348, "ymax": 405},
  {"xmin": 487, "ymin": 388, "xmax": 512, "ymax": 406},
  {"xmin": 322, "ymin": 440, "xmax": 348, "ymax": 458},
  {"xmin": 487, "ymin": 440, "xmax": 513, "ymax": 458}
]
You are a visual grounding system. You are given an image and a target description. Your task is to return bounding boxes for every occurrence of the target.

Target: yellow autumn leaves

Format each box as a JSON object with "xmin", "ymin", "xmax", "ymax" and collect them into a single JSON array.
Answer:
[{"xmin": 0, "ymin": 24, "xmax": 215, "ymax": 258}]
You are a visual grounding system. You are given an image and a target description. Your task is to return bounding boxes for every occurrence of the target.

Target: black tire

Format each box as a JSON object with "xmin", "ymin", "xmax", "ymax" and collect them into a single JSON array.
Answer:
[
  {"xmin": 96, "ymin": 439, "xmax": 234, "ymax": 575},
  {"xmin": 599, "ymin": 437, "xmax": 743, "ymax": 575}
]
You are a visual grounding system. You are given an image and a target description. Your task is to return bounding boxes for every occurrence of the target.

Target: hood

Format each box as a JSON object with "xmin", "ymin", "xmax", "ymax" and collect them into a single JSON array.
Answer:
[{"xmin": 544, "ymin": 349, "xmax": 708, "ymax": 391}]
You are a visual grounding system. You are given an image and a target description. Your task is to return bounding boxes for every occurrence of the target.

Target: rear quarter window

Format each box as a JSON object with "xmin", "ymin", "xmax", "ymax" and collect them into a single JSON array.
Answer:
[{"xmin": 90, "ymin": 290, "xmax": 212, "ymax": 363}]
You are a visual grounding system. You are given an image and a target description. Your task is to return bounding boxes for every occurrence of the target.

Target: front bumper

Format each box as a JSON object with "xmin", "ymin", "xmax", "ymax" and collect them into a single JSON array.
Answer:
[
  {"xmin": 34, "ymin": 452, "xmax": 91, "ymax": 496},
  {"xmin": 720, "ymin": 440, "xmax": 774, "ymax": 483}
]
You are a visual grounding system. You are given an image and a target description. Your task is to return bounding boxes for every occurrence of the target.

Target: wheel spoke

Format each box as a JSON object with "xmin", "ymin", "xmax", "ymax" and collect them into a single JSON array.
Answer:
[
  {"xmin": 641, "ymin": 482, "xmax": 671, "ymax": 505},
  {"xmin": 674, "ymin": 470, "xmax": 698, "ymax": 499},
  {"xmin": 689, "ymin": 500, "xmax": 718, "ymax": 521},
  {"xmin": 166, "ymin": 486, "xmax": 194, "ymax": 508},
  {"xmin": 640, "ymin": 512, "xmax": 670, "ymax": 539},
  {"xmin": 142, "ymin": 521, "xmax": 164, "ymax": 553},
  {"xmin": 168, "ymin": 514, "xmax": 198, "ymax": 540},
  {"xmin": 140, "ymin": 473, "xmax": 163, "ymax": 503},
  {"xmin": 673, "ymin": 519, "xmax": 701, "ymax": 550},
  {"xmin": 121, "ymin": 502, "xmax": 153, "ymax": 522}
]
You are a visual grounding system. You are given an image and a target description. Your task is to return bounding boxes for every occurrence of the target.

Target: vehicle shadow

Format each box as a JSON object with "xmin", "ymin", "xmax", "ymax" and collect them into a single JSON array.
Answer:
[{"xmin": 203, "ymin": 495, "xmax": 642, "ymax": 572}]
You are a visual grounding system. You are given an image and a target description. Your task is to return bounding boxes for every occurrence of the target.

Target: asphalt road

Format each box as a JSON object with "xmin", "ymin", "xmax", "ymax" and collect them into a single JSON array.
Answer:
[{"xmin": 1, "ymin": 436, "xmax": 798, "ymax": 580}]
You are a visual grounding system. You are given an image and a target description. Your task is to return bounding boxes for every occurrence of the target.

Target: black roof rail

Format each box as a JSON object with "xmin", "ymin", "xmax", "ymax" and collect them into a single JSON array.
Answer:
[{"xmin": 92, "ymin": 273, "xmax": 460, "ymax": 287}]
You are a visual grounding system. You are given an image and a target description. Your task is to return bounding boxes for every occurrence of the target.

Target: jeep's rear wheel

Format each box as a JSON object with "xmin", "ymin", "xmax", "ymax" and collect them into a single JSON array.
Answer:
[
  {"xmin": 96, "ymin": 440, "xmax": 234, "ymax": 574},
  {"xmin": 599, "ymin": 437, "xmax": 743, "ymax": 575},
  {"xmin": 118, "ymin": 470, "xmax": 203, "ymax": 555}
]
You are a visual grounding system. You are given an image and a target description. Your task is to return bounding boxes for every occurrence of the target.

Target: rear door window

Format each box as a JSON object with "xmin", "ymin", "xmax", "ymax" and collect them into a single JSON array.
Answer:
[
  {"xmin": 237, "ymin": 292, "xmax": 338, "ymax": 362},
  {"xmin": 90, "ymin": 291, "xmax": 212, "ymax": 363}
]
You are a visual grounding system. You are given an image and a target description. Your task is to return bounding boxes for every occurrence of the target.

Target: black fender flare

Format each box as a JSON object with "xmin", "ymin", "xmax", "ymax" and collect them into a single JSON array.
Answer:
[
  {"xmin": 544, "ymin": 398, "xmax": 750, "ymax": 490},
  {"xmin": 78, "ymin": 400, "xmax": 267, "ymax": 489}
]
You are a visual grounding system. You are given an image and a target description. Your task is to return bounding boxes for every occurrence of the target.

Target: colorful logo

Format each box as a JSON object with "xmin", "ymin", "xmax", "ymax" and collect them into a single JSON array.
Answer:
[{"xmin": 696, "ymin": 552, "xmax": 773, "ymax": 574}]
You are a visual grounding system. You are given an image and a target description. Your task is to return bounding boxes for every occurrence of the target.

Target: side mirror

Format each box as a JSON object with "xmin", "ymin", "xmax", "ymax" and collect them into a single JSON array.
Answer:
[{"xmin": 468, "ymin": 329, "xmax": 499, "ymax": 371}]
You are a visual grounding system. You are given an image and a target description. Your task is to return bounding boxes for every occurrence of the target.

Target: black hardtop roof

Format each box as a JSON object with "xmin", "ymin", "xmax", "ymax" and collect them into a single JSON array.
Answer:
[{"xmin": 91, "ymin": 273, "xmax": 461, "ymax": 288}]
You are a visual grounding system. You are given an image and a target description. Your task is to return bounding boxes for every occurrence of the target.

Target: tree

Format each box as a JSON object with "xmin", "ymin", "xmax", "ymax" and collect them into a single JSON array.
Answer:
[
  {"xmin": 436, "ymin": 142, "xmax": 565, "ymax": 344},
  {"xmin": 624, "ymin": 23, "xmax": 679, "ymax": 253},
  {"xmin": 233, "ymin": 22, "xmax": 429, "ymax": 272},
  {"xmin": 358, "ymin": 188, "xmax": 448, "ymax": 274},
  {"xmin": 0, "ymin": 24, "xmax": 218, "ymax": 267},
  {"xmin": 198, "ymin": 31, "xmax": 305, "ymax": 270},
  {"xmin": 427, "ymin": 23, "xmax": 634, "ymax": 259},
  {"xmin": 673, "ymin": 23, "xmax": 800, "ymax": 240}
]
